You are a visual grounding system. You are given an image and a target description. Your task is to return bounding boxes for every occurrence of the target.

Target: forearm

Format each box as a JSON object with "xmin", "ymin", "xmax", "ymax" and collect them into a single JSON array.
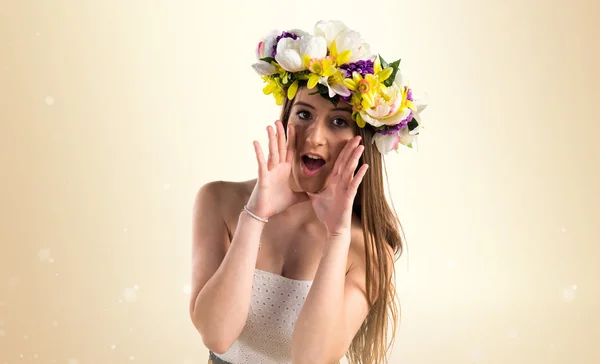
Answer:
[
  {"xmin": 191, "ymin": 211, "xmax": 264, "ymax": 353},
  {"xmin": 291, "ymin": 234, "xmax": 351, "ymax": 363}
]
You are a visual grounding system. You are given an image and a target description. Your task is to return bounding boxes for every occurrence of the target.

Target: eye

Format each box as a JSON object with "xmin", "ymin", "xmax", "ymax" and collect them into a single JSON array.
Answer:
[
  {"xmin": 332, "ymin": 118, "xmax": 348, "ymax": 127},
  {"xmin": 296, "ymin": 110, "xmax": 311, "ymax": 120}
]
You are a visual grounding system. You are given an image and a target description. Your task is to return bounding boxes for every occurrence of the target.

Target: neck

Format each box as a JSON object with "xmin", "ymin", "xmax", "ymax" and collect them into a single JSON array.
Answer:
[
  {"xmin": 283, "ymin": 175, "xmax": 323, "ymax": 227},
  {"xmin": 281, "ymin": 200, "xmax": 319, "ymax": 226}
]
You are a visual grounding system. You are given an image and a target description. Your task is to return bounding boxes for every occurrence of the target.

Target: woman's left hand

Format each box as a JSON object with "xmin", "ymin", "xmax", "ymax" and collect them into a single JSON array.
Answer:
[{"xmin": 307, "ymin": 135, "xmax": 369, "ymax": 238}]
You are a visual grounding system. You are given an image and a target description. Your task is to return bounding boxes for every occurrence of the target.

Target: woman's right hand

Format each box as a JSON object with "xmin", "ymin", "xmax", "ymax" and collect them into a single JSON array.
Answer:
[{"xmin": 246, "ymin": 120, "xmax": 308, "ymax": 219}]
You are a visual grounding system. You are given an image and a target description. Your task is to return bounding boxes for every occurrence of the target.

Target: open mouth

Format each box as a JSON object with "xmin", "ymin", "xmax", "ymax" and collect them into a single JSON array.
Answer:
[{"xmin": 301, "ymin": 155, "xmax": 326, "ymax": 176}]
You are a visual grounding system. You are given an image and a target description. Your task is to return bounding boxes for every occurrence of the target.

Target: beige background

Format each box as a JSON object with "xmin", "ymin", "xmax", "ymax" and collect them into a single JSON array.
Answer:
[{"xmin": 1, "ymin": 0, "xmax": 599, "ymax": 363}]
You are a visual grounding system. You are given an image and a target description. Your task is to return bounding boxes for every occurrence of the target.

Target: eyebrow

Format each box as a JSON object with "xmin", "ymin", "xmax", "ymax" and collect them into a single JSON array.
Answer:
[
  {"xmin": 294, "ymin": 101, "xmax": 316, "ymax": 110},
  {"xmin": 294, "ymin": 101, "xmax": 352, "ymax": 113}
]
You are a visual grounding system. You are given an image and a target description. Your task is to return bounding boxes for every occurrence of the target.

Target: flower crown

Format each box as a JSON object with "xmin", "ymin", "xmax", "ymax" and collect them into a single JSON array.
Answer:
[{"xmin": 252, "ymin": 20, "xmax": 428, "ymax": 155}]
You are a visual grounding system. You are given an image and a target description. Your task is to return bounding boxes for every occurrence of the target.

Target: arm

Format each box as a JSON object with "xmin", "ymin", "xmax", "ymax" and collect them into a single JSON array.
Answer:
[
  {"xmin": 188, "ymin": 182, "xmax": 265, "ymax": 354},
  {"xmin": 291, "ymin": 135, "xmax": 376, "ymax": 363},
  {"xmin": 191, "ymin": 120, "xmax": 307, "ymax": 353},
  {"xmin": 291, "ymin": 232, "xmax": 371, "ymax": 364}
]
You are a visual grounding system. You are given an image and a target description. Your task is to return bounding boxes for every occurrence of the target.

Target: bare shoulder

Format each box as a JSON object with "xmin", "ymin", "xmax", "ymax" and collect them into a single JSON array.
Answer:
[
  {"xmin": 195, "ymin": 179, "xmax": 259, "ymax": 239},
  {"xmin": 189, "ymin": 179, "xmax": 257, "ymax": 315},
  {"xmin": 195, "ymin": 179, "xmax": 255, "ymax": 215},
  {"xmin": 195, "ymin": 179, "xmax": 254, "ymax": 202}
]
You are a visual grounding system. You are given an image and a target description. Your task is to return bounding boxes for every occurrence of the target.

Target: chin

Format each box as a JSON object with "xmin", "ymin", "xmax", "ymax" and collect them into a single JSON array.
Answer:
[
  {"xmin": 300, "ymin": 180, "xmax": 326, "ymax": 194},
  {"xmin": 291, "ymin": 167, "xmax": 328, "ymax": 194}
]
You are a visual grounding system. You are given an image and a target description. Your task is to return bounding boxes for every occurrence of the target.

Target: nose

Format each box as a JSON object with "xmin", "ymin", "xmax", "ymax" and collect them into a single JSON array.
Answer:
[{"xmin": 305, "ymin": 119, "xmax": 327, "ymax": 147}]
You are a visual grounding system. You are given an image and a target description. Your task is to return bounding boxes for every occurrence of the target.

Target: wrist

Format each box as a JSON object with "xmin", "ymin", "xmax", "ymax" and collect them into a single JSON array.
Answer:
[
  {"xmin": 242, "ymin": 204, "xmax": 270, "ymax": 223},
  {"xmin": 245, "ymin": 199, "xmax": 272, "ymax": 220},
  {"xmin": 238, "ymin": 209, "xmax": 268, "ymax": 232},
  {"xmin": 238, "ymin": 208, "xmax": 267, "ymax": 251},
  {"xmin": 326, "ymin": 231, "xmax": 351, "ymax": 244}
]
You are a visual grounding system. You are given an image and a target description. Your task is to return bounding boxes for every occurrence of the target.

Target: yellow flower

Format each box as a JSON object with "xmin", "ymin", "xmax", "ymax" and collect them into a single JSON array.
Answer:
[
  {"xmin": 328, "ymin": 41, "xmax": 352, "ymax": 66},
  {"xmin": 262, "ymin": 76, "xmax": 286, "ymax": 105},
  {"xmin": 303, "ymin": 55, "xmax": 337, "ymax": 89},
  {"xmin": 344, "ymin": 72, "xmax": 379, "ymax": 109},
  {"xmin": 354, "ymin": 112, "xmax": 366, "ymax": 128},
  {"xmin": 300, "ymin": 55, "xmax": 351, "ymax": 97},
  {"xmin": 374, "ymin": 56, "xmax": 382, "ymax": 74},
  {"xmin": 401, "ymin": 84, "xmax": 416, "ymax": 112},
  {"xmin": 287, "ymin": 80, "xmax": 299, "ymax": 100},
  {"xmin": 357, "ymin": 79, "xmax": 370, "ymax": 94},
  {"xmin": 350, "ymin": 93, "xmax": 364, "ymax": 113}
]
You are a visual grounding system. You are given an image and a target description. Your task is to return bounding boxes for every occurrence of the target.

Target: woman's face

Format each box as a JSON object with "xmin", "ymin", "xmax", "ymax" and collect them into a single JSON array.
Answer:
[{"xmin": 287, "ymin": 87, "xmax": 359, "ymax": 194}]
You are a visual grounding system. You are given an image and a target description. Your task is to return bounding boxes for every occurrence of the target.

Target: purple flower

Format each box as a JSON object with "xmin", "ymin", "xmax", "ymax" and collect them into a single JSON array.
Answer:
[
  {"xmin": 271, "ymin": 32, "xmax": 300, "ymax": 58},
  {"xmin": 407, "ymin": 88, "xmax": 413, "ymax": 101},
  {"xmin": 376, "ymin": 112, "xmax": 413, "ymax": 135},
  {"xmin": 340, "ymin": 94, "xmax": 352, "ymax": 103},
  {"xmin": 340, "ymin": 60, "xmax": 374, "ymax": 78}
]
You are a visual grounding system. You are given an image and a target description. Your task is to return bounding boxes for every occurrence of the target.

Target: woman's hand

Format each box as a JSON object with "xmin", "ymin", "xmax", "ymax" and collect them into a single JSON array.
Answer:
[
  {"xmin": 246, "ymin": 120, "xmax": 308, "ymax": 219},
  {"xmin": 307, "ymin": 135, "xmax": 368, "ymax": 237}
]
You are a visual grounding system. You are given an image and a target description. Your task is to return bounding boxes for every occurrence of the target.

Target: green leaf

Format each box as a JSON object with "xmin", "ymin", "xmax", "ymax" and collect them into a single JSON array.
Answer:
[
  {"xmin": 407, "ymin": 143, "xmax": 413, "ymax": 148},
  {"xmin": 308, "ymin": 83, "xmax": 328, "ymax": 96},
  {"xmin": 384, "ymin": 58, "xmax": 401, "ymax": 87},
  {"xmin": 407, "ymin": 119, "xmax": 418, "ymax": 131},
  {"xmin": 296, "ymin": 70, "xmax": 310, "ymax": 80},
  {"xmin": 260, "ymin": 57, "xmax": 276, "ymax": 64},
  {"xmin": 379, "ymin": 54, "xmax": 389, "ymax": 69},
  {"xmin": 314, "ymin": 84, "xmax": 338, "ymax": 106}
]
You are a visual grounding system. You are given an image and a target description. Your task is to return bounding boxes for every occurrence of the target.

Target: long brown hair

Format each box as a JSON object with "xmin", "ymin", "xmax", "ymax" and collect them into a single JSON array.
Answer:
[{"xmin": 280, "ymin": 92, "xmax": 405, "ymax": 364}]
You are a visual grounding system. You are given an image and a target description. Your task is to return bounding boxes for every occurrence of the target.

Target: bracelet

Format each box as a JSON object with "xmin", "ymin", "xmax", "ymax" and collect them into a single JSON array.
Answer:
[{"xmin": 242, "ymin": 205, "xmax": 269, "ymax": 223}]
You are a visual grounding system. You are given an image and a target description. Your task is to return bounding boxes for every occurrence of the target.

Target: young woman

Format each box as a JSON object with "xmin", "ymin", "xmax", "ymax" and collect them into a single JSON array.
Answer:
[{"xmin": 189, "ymin": 20, "xmax": 426, "ymax": 364}]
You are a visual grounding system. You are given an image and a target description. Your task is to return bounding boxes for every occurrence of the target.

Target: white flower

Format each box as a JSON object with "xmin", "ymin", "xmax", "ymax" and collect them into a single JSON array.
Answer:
[
  {"xmin": 275, "ymin": 35, "xmax": 327, "ymax": 72},
  {"xmin": 252, "ymin": 30, "xmax": 314, "ymax": 76},
  {"xmin": 397, "ymin": 125, "xmax": 416, "ymax": 146},
  {"xmin": 255, "ymin": 29, "xmax": 281, "ymax": 60},
  {"xmin": 251, "ymin": 29, "xmax": 281, "ymax": 76},
  {"xmin": 373, "ymin": 132, "xmax": 399, "ymax": 154},
  {"xmin": 301, "ymin": 35, "xmax": 328, "ymax": 60},
  {"xmin": 287, "ymin": 29, "xmax": 309, "ymax": 38},
  {"xmin": 251, "ymin": 61, "xmax": 277, "ymax": 76},
  {"xmin": 360, "ymin": 84, "xmax": 411, "ymax": 128},
  {"xmin": 274, "ymin": 38, "xmax": 304, "ymax": 72},
  {"xmin": 361, "ymin": 70, "xmax": 427, "ymax": 129},
  {"xmin": 334, "ymin": 28, "xmax": 374, "ymax": 62},
  {"xmin": 359, "ymin": 73, "xmax": 409, "ymax": 128},
  {"xmin": 367, "ymin": 70, "xmax": 427, "ymax": 154},
  {"xmin": 314, "ymin": 21, "xmax": 374, "ymax": 61},
  {"xmin": 317, "ymin": 77, "xmax": 351, "ymax": 98},
  {"xmin": 410, "ymin": 91, "xmax": 428, "ymax": 128},
  {"xmin": 372, "ymin": 127, "xmax": 415, "ymax": 155},
  {"xmin": 393, "ymin": 70, "xmax": 428, "ymax": 122},
  {"xmin": 314, "ymin": 20, "xmax": 348, "ymax": 47}
]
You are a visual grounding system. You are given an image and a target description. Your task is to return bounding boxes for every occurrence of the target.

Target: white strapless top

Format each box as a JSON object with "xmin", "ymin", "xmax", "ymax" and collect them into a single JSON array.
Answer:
[{"xmin": 212, "ymin": 269, "xmax": 313, "ymax": 364}]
